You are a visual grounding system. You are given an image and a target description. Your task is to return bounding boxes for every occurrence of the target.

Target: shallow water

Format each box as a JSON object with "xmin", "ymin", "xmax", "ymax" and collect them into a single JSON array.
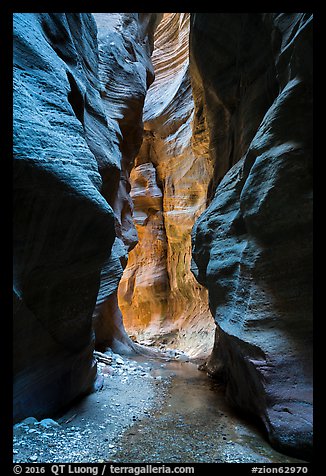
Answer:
[
  {"xmin": 113, "ymin": 356, "xmax": 306, "ymax": 463},
  {"xmin": 13, "ymin": 351, "xmax": 307, "ymax": 464}
]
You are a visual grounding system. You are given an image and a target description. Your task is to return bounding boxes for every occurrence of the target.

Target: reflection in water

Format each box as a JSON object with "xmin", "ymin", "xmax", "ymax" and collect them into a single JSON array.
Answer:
[{"xmin": 116, "ymin": 355, "xmax": 306, "ymax": 463}]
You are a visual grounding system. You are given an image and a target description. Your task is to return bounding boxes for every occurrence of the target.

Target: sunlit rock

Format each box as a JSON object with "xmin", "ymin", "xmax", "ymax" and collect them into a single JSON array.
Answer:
[{"xmin": 118, "ymin": 13, "xmax": 215, "ymax": 357}]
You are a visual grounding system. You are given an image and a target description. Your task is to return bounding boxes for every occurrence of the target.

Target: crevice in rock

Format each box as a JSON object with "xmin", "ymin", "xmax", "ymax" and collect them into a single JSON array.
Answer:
[{"xmin": 67, "ymin": 71, "xmax": 85, "ymax": 125}]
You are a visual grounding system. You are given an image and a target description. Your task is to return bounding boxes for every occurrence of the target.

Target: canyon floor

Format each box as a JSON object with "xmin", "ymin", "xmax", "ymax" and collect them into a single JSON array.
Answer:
[{"xmin": 13, "ymin": 348, "xmax": 306, "ymax": 464}]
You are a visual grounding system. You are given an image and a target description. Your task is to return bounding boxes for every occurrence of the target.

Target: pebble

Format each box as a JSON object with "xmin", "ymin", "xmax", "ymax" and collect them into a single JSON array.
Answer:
[
  {"xmin": 38, "ymin": 419, "xmax": 60, "ymax": 428},
  {"xmin": 176, "ymin": 355, "xmax": 190, "ymax": 362},
  {"xmin": 23, "ymin": 417, "xmax": 38, "ymax": 425},
  {"xmin": 13, "ymin": 423, "xmax": 25, "ymax": 430},
  {"xmin": 12, "ymin": 353, "xmax": 168, "ymax": 463},
  {"xmin": 14, "ymin": 417, "xmax": 38, "ymax": 430}
]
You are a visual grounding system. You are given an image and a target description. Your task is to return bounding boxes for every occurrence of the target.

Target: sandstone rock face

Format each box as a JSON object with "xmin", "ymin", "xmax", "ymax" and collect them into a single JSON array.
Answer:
[
  {"xmin": 118, "ymin": 13, "xmax": 215, "ymax": 356},
  {"xmin": 190, "ymin": 13, "xmax": 313, "ymax": 458},
  {"xmin": 91, "ymin": 13, "xmax": 162, "ymax": 354},
  {"xmin": 13, "ymin": 13, "xmax": 158, "ymax": 421}
]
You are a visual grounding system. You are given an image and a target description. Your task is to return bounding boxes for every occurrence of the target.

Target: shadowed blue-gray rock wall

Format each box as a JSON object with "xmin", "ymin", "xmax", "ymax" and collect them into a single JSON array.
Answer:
[{"xmin": 190, "ymin": 13, "xmax": 313, "ymax": 459}]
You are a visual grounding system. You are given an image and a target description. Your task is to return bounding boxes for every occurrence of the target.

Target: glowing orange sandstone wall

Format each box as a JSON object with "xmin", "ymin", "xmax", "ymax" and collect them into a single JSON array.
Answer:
[{"xmin": 118, "ymin": 13, "xmax": 215, "ymax": 356}]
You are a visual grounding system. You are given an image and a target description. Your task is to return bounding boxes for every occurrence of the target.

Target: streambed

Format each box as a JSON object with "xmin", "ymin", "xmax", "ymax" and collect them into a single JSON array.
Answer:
[{"xmin": 13, "ymin": 350, "xmax": 306, "ymax": 464}]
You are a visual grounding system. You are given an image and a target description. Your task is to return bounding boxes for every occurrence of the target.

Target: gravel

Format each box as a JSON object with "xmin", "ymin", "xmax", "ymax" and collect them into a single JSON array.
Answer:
[
  {"xmin": 13, "ymin": 350, "xmax": 170, "ymax": 463},
  {"xmin": 13, "ymin": 349, "xmax": 306, "ymax": 464}
]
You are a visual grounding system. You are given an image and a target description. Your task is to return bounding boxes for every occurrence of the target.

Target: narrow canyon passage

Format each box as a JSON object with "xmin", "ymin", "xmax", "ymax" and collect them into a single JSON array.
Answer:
[
  {"xmin": 116, "ymin": 13, "xmax": 215, "ymax": 357},
  {"xmin": 13, "ymin": 12, "xmax": 313, "ymax": 467}
]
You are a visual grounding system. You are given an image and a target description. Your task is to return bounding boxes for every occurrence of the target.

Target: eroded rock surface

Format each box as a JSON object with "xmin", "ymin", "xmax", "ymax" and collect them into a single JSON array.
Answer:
[
  {"xmin": 13, "ymin": 13, "xmax": 115, "ymax": 422},
  {"xmin": 118, "ymin": 13, "xmax": 215, "ymax": 357},
  {"xmin": 13, "ymin": 12, "xmax": 313, "ymax": 462},
  {"xmin": 91, "ymin": 13, "xmax": 162, "ymax": 354},
  {"xmin": 13, "ymin": 13, "xmax": 159, "ymax": 421},
  {"xmin": 190, "ymin": 13, "xmax": 313, "ymax": 458}
]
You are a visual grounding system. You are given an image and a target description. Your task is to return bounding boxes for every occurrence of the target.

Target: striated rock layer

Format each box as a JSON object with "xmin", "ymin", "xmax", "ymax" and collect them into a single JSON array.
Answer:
[
  {"xmin": 118, "ymin": 13, "xmax": 215, "ymax": 356},
  {"xmin": 190, "ymin": 13, "xmax": 313, "ymax": 458},
  {"xmin": 91, "ymin": 13, "xmax": 162, "ymax": 354},
  {"xmin": 13, "ymin": 13, "xmax": 159, "ymax": 421}
]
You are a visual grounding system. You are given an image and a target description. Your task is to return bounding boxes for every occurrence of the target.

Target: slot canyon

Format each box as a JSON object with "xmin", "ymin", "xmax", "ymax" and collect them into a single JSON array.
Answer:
[{"xmin": 13, "ymin": 12, "xmax": 313, "ymax": 466}]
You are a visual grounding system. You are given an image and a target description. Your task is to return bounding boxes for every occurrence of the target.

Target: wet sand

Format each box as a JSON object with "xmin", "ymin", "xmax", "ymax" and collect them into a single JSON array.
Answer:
[
  {"xmin": 13, "ymin": 350, "xmax": 307, "ymax": 464},
  {"xmin": 112, "ymin": 357, "xmax": 306, "ymax": 463}
]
